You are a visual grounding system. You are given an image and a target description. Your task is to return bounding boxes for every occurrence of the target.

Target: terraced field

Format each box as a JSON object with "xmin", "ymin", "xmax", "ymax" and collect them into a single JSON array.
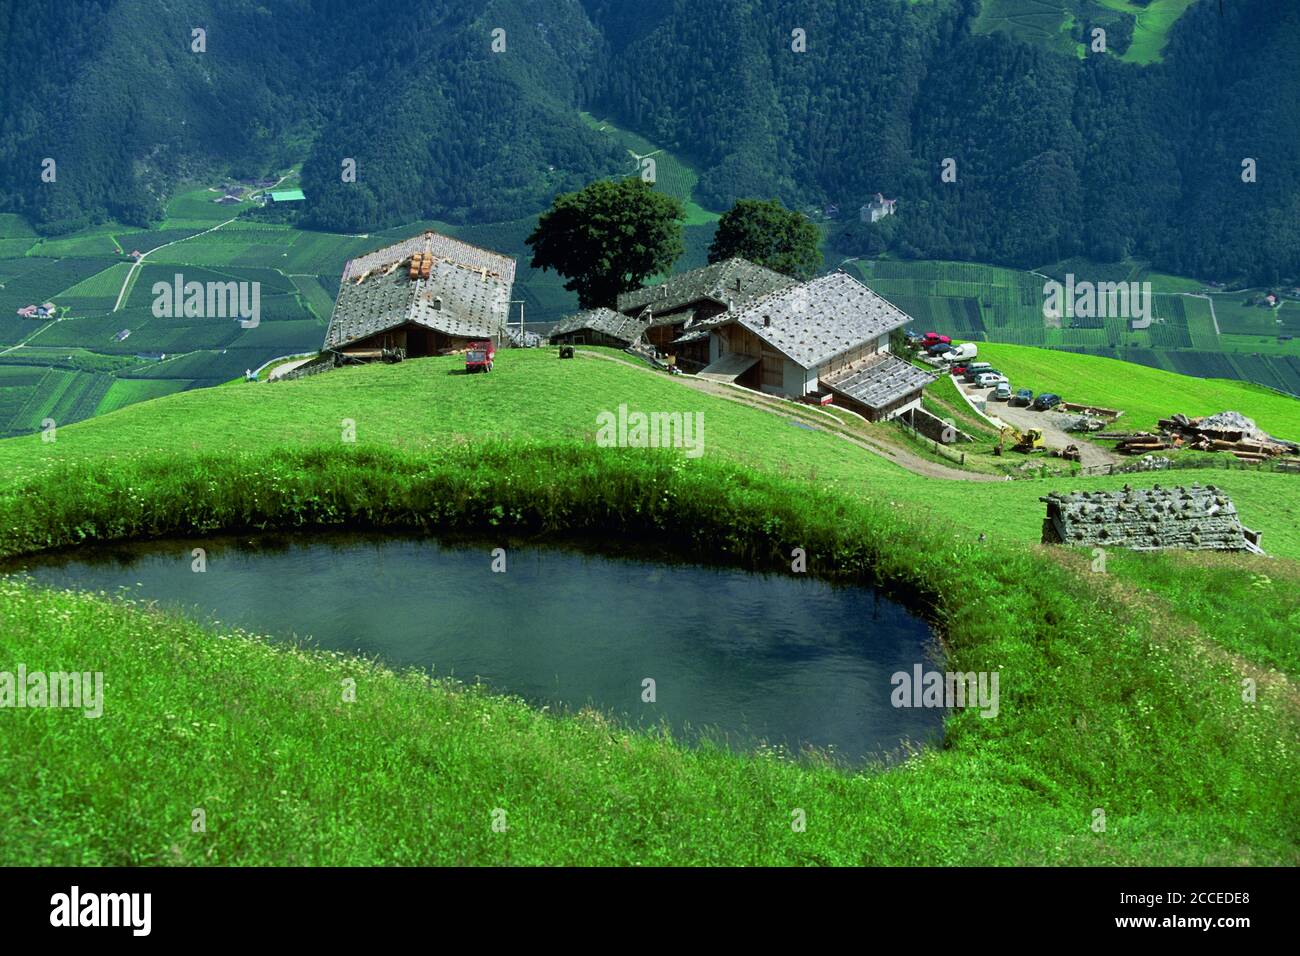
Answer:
[
  {"xmin": 2, "ymin": 154, "xmax": 1294, "ymax": 439},
  {"xmin": 849, "ymin": 258, "xmax": 1300, "ymax": 395}
]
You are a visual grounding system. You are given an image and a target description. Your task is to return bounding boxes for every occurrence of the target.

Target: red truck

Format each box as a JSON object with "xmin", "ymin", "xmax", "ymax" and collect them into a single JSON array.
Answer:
[{"xmin": 465, "ymin": 340, "xmax": 495, "ymax": 373}]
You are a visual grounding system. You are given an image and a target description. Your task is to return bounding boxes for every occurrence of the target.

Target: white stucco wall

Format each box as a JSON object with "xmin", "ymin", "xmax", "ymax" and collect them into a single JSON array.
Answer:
[{"xmin": 781, "ymin": 359, "xmax": 818, "ymax": 397}]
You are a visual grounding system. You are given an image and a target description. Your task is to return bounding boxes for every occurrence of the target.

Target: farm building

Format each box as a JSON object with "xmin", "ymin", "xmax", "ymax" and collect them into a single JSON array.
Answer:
[
  {"xmin": 616, "ymin": 258, "xmax": 795, "ymax": 365},
  {"xmin": 675, "ymin": 271, "xmax": 935, "ymax": 421},
  {"xmin": 1040, "ymin": 484, "xmax": 1263, "ymax": 553},
  {"xmin": 322, "ymin": 230, "xmax": 516, "ymax": 361},
  {"xmin": 549, "ymin": 308, "xmax": 650, "ymax": 348},
  {"xmin": 267, "ymin": 189, "xmax": 305, "ymax": 204}
]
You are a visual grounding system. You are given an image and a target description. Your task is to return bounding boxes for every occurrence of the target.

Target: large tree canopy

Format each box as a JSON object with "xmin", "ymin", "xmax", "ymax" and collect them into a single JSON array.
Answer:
[
  {"xmin": 527, "ymin": 179, "xmax": 685, "ymax": 309},
  {"xmin": 707, "ymin": 198, "xmax": 823, "ymax": 279}
]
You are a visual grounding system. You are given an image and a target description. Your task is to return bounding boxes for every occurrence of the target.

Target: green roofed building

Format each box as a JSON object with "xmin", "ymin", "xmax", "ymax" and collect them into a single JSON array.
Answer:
[{"xmin": 268, "ymin": 189, "xmax": 305, "ymax": 203}]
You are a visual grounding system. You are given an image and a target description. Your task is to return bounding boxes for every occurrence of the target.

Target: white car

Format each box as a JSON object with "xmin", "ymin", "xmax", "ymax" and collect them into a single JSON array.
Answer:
[
  {"xmin": 992, "ymin": 381, "xmax": 1013, "ymax": 401},
  {"xmin": 975, "ymin": 372, "xmax": 1007, "ymax": 388}
]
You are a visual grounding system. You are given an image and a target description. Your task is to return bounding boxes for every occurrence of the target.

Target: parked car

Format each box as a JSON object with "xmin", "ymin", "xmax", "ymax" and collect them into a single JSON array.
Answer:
[
  {"xmin": 992, "ymin": 381, "xmax": 1013, "ymax": 401},
  {"xmin": 975, "ymin": 372, "xmax": 1007, "ymax": 388},
  {"xmin": 904, "ymin": 330, "xmax": 925, "ymax": 344},
  {"xmin": 951, "ymin": 364, "xmax": 968, "ymax": 377},
  {"xmin": 921, "ymin": 332, "xmax": 952, "ymax": 347},
  {"xmin": 1032, "ymin": 392, "xmax": 1062, "ymax": 410},
  {"xmin": 926, "ymin": 342, "xmax": 954, "ymax": 356},
  {"xmin": 1011, "ymin": 387, "xmax": 1034, "ymax": 406},
  {"xmin": 945, "ymin": 342, "xmax": 977, "ymax": 361},
  {"xmin": 962, "ymin": 362, "xmax": 993, "ymax": 382}
]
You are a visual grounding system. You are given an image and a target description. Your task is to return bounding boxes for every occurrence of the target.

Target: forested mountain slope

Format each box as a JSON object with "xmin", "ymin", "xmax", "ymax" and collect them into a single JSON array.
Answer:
[{"xmin": 2, "ymin": 0, "xmax": 1295, "ymax": 284}]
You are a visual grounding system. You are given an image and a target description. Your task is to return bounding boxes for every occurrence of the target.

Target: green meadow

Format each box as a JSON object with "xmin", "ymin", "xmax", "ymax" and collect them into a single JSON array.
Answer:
[{"xmin": 0, "ymin": 345, "xmax": 1295, "ymax": 865}]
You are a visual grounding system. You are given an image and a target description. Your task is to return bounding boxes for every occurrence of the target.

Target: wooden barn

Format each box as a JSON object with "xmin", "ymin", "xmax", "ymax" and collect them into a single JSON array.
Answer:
[
  {"xmin": 615, "ymin": 258, "xmax": 795, "ymax": 367},
  {"xmin": 676, "ymin": 271, "xmax": 935, "ymax": 421},
  {"xmin": 322, "ymin": 231, "xmax": 516, "ymax": 361},
  {"xmin": 548, "ymin": 308, "xmax": 650, "ymax": 348}
]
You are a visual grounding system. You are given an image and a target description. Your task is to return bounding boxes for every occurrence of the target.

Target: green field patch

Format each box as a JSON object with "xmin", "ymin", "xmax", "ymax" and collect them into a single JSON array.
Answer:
[
  {"xmin": 0, "ymin": 238, "xmax": 34, "ymax": 257},
  {"xmin": 0, "ymin": 257, "xmax": 121, "ymax": 334},
  {"xmin": 27, "ymin": 232, "xmax": 122, "ymax": 259},
  {"xmin": 1213, "ymin": 296, "xmax": 1288, "ymax": 337},
  {"xmin": 233, "ymin": 318, "xmax": 325, "ymax": 351},
  {"xmin": 0, "ymin": 385, "xmax": 29, "ymax": 425},
  {"xmin": 579, "ymin": 111, "xmax": 718, "ymax": 223},
  {"xmin": 977, "ymin": 343, "xmax": 1300, "ymax": 437},
  {"xmin": 104, "ymin": 314, "xmax": 243, "ymax": 353},
  {"xmin": 119, "ymin": 347, "xmax": 286, "ymax": 383},
  {"xmin": 4, "ymin": 367, "xmax": 79, "ymax": 433},
  {"xmin": 163, "ymin": 185, "xmax": 250, "ymax": 223},
  {"xmin": 291, "ymin": 275, "xmax": 338, "ymax": 321},
  {"xmin": 975, "ymin": 0, "xmax": 1194, "ymax": 63},
  {"xmin": 0, "ymin": 213, "xmax": 37, "ymax": 238},
  {"xmin": 94, "ymin": 378, "xmax": 195, "ymax": 416},
  {"xmin": 0, "ymin": 365, "xmax": 48, "ymax": 387}
]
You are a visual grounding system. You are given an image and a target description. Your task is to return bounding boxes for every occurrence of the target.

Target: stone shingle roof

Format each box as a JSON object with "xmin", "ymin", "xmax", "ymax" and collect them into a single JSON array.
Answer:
[
  {"xmin": 734, "ymin": 272, "xmax": 912, "ymax": 369},
  {"xmin": 324, "ymin": 231, "xmax": 514, "ymax": 349},
  {"xmin": 616, "ymin": 258, "xmax": 795, "ymax": 317},
  {"xmin": 823, "ymin": 353, "xmax": 936, "ymax": 409},
  {"xmin": 549, "ymin": 307, "xmax": 650, "ymax": 344},
  {"xmin": 1041, "ymin": 484, "xmax": 1260, "ymax": 552},
  {"xmin": 342, "ymin": 231, "xmax": 515, "ymax": 285}
]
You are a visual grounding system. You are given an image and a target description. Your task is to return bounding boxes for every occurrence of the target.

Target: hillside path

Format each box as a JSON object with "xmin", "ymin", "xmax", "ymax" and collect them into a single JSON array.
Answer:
[{"xmin": 577, "ymin": 350, "xmax": 1004, "ymax": 482}]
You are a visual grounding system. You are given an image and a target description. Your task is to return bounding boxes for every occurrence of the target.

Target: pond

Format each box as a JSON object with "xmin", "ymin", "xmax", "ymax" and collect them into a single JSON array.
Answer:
[{"xmin": 8, "ymin": 533, "xmax": 944, "ymax": 764}]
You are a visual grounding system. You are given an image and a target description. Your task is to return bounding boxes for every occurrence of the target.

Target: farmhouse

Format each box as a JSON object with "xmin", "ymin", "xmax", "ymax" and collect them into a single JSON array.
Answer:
[
  {"xmin": 1040, "ymin": 484, "xmax": 1263, "ymax": 553},
  {"xmin": 675, "ymin": 271, "xmax": 935, "ymax": 421},
  {"xmin": 549, "ymin": 308, "xmax": 650, "ymax": 348},
  {"xmin": 616, "ymin": 258, "xmax": 795, "ymax": 365},
  {"xmin": 322, "ymin": 230, "xmax": 516, "ymax": 361}
]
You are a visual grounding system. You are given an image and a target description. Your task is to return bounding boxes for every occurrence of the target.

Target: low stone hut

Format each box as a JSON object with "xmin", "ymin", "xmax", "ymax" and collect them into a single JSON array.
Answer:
[{"xmin": 1040, "ymin": 483, "xmax": 1263, "ymax": 553}]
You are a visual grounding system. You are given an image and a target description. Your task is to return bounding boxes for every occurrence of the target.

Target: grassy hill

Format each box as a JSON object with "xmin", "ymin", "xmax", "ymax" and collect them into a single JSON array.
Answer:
[
  {"xmin": 4, "ymin": 347, "xmax": 1298, "ymax": 555},
  {"xmin": 0, "ymin": 345, "xmax": 1295, "ymax": 865},
  {"xmin": 975, "ymin": 343, "xmax": 1300, "ymax": 436}
]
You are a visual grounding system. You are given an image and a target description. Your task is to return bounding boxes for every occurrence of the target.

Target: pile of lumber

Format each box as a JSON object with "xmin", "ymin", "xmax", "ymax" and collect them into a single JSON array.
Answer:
[
  {"xmin": 1156, "ymin": 411, "xmax": 1298, "ymax": 461},
  {"xmin": 1112, "ymin": 432, "xmax": 1178, "ymax": 455},
  {"xmin": 1098, "ymin": 411, "xmax": 1298, "ymax": 462}
]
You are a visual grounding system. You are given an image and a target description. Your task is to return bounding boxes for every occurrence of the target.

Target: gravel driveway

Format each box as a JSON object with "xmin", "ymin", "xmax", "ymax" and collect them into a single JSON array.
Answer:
[{"xmin": 954, "ymin": 377, "xmax": 1119, "ymax": 470}]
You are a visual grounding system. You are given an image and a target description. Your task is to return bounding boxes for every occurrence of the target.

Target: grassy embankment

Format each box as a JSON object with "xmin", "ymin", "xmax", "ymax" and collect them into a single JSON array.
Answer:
[
  {"xmin": 976, "ymin": 343, "xmax": 1300, "ymax": 436},
  {"xmin": 0, "ymin": 348, "xmax": 1296, "ymax": 864}
]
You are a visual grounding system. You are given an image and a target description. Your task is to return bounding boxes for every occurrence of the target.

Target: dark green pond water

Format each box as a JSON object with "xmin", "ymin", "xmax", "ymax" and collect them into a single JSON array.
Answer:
[{"xmin": 9, "ymin": 533, "xmax": 943, "ymax": 763}]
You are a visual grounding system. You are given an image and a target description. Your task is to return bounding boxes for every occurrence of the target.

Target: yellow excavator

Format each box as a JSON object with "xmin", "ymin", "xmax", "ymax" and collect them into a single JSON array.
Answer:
[{"xmin": 999, "ymin": 425, "xmax": 1045, "ymax": 454}]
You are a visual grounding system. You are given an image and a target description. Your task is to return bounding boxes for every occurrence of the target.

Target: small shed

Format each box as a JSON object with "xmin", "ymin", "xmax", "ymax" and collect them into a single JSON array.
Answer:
[
  {"xmin": 549, "ymin": 308, "xmax": 650, "ymax": 348},
  {"xmin": 1040, "ymin": 483, "xmax": 1263, "ymax": 553}
]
